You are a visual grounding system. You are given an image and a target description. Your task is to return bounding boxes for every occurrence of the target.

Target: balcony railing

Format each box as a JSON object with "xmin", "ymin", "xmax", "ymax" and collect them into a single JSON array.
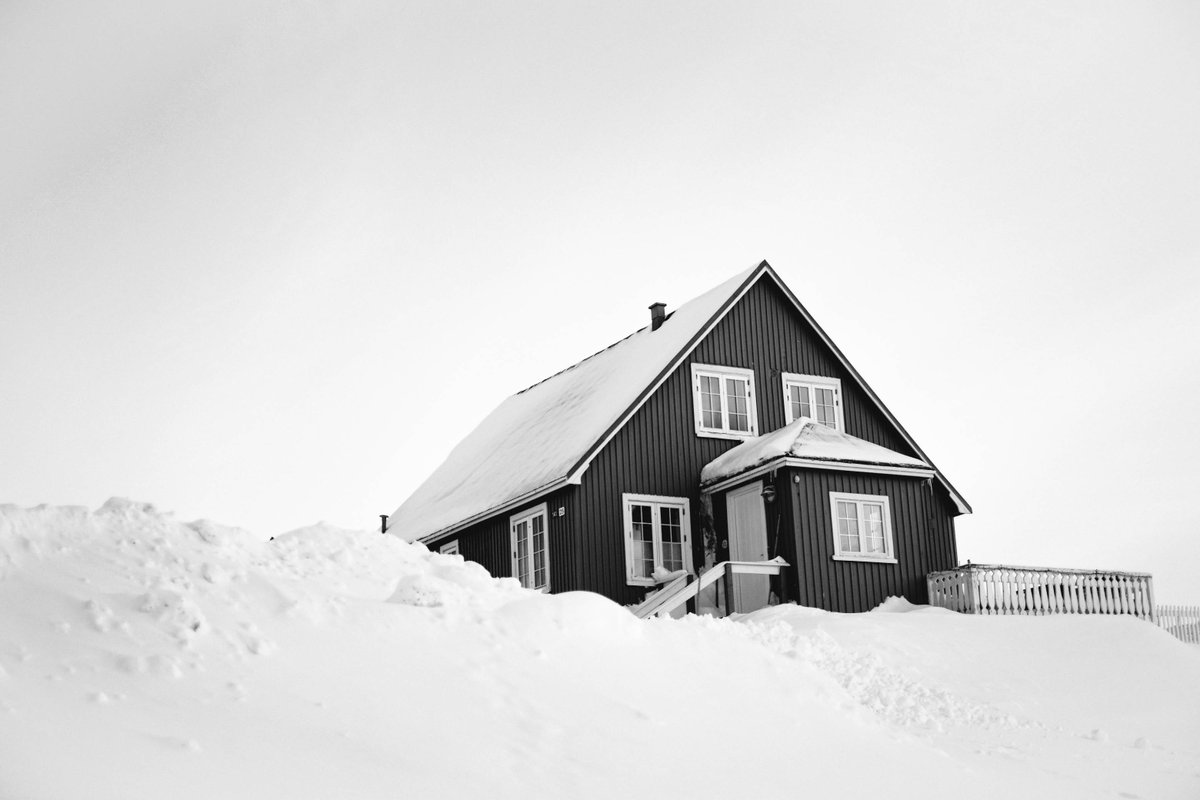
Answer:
[{"xmin": 927, "ymin": 563, "xmax": 1156, "ymax": 621}]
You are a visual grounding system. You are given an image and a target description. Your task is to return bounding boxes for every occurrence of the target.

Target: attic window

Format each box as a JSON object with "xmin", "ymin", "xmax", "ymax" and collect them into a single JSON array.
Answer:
[
  {"xmin": 690, "ymin": 364, "xmax": 758, "ymax": 440},
  {"xmin": 782, "ymin": 373, "xmax": 844, "ymax": 431}
]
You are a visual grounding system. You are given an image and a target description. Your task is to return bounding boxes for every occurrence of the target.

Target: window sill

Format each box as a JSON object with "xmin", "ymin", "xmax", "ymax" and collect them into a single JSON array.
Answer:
[
  {"xmin": 832, "ymin": 555, "xmax": 898, "ymax": 564},
  {"xmin": 696, "ymin": 429, "xmax": 757, "ymax": 442}
]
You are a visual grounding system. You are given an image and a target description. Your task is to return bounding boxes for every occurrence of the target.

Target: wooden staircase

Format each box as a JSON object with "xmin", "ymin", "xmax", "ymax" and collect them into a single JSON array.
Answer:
[{"xmin": 632, "ymin": 557, "xmax": 788, "ymax": 619}]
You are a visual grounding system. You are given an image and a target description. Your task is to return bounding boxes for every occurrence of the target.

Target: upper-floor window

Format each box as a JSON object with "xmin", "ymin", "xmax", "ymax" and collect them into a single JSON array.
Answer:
[
  {"xmin": 691, "ymin": 364, "xmax": 758, "ymax": 440},
  {"xmin": 782, "ymin": 373, "xmax": 844, "ymax": 431}
]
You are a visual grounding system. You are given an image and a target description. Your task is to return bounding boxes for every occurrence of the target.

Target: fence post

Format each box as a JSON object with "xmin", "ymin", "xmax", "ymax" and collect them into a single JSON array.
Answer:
[
  {"xmin": 1146, "ymin": 577, "xmax": 1157, "ymax": 625},
  {"xmin": 965, "ymin": 567, "xmax": 977, "ymax": 614}
]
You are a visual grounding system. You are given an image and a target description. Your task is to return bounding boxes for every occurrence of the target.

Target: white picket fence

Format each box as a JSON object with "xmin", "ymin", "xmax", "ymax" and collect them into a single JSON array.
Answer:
[
  {"xmin": 927, "ymin": 564, "xmax": 1156, "ymax": 620},
  {"xmin": 1156, "ymin": 604, "xmax": 1200, "ymax": 645}
]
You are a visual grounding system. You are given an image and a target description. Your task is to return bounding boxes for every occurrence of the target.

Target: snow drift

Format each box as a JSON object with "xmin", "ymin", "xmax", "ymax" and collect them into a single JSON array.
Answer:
[{"xmin": 1, "ymin": 500, "xmax": 1197, "ymax": 799}]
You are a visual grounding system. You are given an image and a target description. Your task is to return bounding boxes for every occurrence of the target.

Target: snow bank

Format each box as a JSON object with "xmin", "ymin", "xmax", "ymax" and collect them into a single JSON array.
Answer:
[{"xmin": 1, "ymin": 500, "xmax": 1197, "ymax": 800}]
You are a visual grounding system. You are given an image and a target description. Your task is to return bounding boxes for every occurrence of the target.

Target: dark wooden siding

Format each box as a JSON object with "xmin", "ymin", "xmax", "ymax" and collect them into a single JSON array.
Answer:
[
  {"xmin": 780, "ymin": 469, "xmax": 957, "ymax": 612},
  {"xmin": 424, "ymin": 486, "xmax": 577, "ymax": 592}
]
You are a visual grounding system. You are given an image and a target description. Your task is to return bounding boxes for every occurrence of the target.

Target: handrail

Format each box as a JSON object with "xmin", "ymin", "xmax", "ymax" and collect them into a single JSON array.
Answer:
[
  {"xmin": 632, "ymin": 557, "xmax": 788, "ymax": 619},
  {"xmin": 630, "ymin": 572, "xmax": 691, "ymax": 619}
]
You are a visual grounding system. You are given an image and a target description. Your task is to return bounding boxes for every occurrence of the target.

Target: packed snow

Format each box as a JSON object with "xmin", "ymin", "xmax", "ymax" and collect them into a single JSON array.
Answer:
[
  {"xmin": 701, "ymin": 415, "xmax": 932, "ymax": 486},
  {"xmin": 2, "ymin": 500, "xmax": 1198, "ymax": 799}
]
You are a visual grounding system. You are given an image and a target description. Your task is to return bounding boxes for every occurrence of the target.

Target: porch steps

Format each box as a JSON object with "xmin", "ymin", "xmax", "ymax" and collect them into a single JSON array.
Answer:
[{"xmin": 631, "ymin": 557, "xmax": 788, "ymax": 620}]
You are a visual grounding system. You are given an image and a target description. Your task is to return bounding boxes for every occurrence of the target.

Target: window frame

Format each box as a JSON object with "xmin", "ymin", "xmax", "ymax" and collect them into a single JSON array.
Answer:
[
  {"xmin": 509, "ymin": 503, "xmax": 550, "ymax": 592},
  {"xmin": 622, "ymin": 493, "xmax": 694, "ymax": 587},
  {"xmin": 781, "ymin": 373, "xmax": 844, "ymax": 431},
  {"xmin": 828, "ymin": 492, "xmax": 897, "ymax": 563},
  {"xmin": 439, "ymin": 540, "xmax": 460, "ymax": 556},
  {"xmin": 690, "ymin": 364, "xmax": 758, "ymax": 440}
]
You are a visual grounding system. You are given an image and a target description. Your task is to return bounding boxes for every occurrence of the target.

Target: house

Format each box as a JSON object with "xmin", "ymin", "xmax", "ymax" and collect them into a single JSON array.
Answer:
[{"xmin": 388, "ymin": 261, "xmax": 970, "ymax": 613}]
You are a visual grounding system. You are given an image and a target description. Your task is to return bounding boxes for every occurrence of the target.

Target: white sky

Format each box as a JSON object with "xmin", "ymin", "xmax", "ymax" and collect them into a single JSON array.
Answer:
[{"xmin": 3, "ymin": 1, "xmax": 1198, "ymax": 598}]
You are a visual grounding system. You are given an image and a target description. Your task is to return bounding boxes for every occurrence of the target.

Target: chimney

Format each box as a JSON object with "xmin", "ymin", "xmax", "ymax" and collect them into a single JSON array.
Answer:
[{"xmin": 649, "ymin": 302, "xmax": 667, "ymax": 331}]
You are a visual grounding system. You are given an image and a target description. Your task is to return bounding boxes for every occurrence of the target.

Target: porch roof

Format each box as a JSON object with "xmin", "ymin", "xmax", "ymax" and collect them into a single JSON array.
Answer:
[{"xmin": 700, "ymin": 417, "xmax": 932, "ymax": 489}]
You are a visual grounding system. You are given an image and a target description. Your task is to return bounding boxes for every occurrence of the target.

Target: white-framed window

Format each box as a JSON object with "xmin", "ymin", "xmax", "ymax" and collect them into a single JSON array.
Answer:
[
  {"xmin": 690, "ymin": 364, "xmax": 758, "ymax": 440},
  {"xmin": 829, "ymin": 492, "xmax": 897, "ymax": 563},
  {"xmin": 622, "ymin": 494, "xmax": 694, "ymax": 587},
  {"xmin": 510, "ymin": 504, "xmax": 549, "ymax": 591},
  {"xmin": 439, "ymin": 540, "xmax": 460, "ymax": 556},
  {"xmin": 782, "ymin": 373, "xmax": 844, "ymax": 431}
]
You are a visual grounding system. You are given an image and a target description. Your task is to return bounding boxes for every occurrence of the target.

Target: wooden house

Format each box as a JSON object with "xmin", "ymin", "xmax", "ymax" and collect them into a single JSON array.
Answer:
[{"xmin": 387, "ymin": 261, "xmax": 970, "ymax": 613}]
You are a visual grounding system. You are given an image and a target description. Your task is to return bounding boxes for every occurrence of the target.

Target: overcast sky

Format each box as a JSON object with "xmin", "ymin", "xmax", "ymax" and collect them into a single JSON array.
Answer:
[{"xmin": 3, "ymin": 1, "xmax": 1198, "ymax": 598}]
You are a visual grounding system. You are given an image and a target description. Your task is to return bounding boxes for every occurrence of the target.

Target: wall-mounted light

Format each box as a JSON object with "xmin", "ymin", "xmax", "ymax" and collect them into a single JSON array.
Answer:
[{"xmin": 761, "ymin": 484, "xmax": 777, "ymax": 503}]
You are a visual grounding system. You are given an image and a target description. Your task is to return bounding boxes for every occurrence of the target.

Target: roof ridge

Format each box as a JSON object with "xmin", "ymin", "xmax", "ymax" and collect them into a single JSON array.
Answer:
[{"xmin": 515, "ymin": 326, "xmax": 647, "ymax": 396}]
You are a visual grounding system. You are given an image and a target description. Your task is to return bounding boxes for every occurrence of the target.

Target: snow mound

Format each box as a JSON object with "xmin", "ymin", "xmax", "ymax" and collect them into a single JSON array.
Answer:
[
  {"xmin": 1, "ymin": 500, "xmax": 1198, "ymax": 800},
  {"xmin": 388, "ymin": 551, "xmax": 525, "ymax": 611},
  {"xmin": 872, "ymin": 595, "xmax": 922, "ymax": 613}
]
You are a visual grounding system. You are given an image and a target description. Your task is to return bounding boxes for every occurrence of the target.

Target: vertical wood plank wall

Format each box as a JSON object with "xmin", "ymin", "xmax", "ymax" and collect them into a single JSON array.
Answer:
[
  {"xmin": 425, "ymin": 487, "xmax": 576, "ymax": 593},
  {"xmin": 429, "ymin": 276, "xmax": 961, "ymax": 608},
  {"xmin": 785, "ymin": 470, "xmax": 957, "ymax": 611}
]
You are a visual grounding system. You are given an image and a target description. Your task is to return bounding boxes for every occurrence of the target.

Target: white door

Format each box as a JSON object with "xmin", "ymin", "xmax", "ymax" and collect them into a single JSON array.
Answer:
[{"xmin": 726, "ymin": 482, "xmax": 769, "ymax": 612}]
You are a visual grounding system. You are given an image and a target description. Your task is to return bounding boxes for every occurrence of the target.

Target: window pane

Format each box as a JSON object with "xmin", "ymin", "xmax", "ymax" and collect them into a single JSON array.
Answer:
[
  {"xmin": 814, "ymin": 387, "xmax": 836, "ymax": 428},
  {"xmin": 660, "ymin": 506, "xmax": 683, "ymax": 572},
  {"xmin": 532, "ymin": 515, "xmax": 547, "ymax": 587},
  {"xmin": 515, "ymin": 520, "xmax": 530, "ymax": 587},
  {"xmin": 662, "ymin": 542, "xmax": 683, "ymax": 573},
  {"xmin": 863, "ymin": 504, "xmax": 885, "ymax": 554},
  {"xmin": 631, "ymin": 504, "xmax": 654, "ymax": 579},
  {"xmin": 837, "ymin": 502, "xmax": 860, "ymax": 552},
  {"xmin": 640, "ymin": 540, "xmax": 655, "ymax": 576},
  {"xmin": 726, "ymin": 378, "xmax": 749, "ymax": 432},
  {"xmin": 700, "ymin": 375, "xmax": 723, "ymax": 429}
]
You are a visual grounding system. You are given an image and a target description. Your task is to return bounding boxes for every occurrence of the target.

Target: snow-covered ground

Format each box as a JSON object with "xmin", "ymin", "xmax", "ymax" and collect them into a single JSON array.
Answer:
[{"xmin": 1, "ymin": 500, "xmax": 1197, "ymax": 799}]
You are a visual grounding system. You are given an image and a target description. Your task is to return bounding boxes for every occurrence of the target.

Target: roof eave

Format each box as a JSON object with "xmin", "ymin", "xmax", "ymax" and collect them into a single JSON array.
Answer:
[
  {"xmin": 405, "ymin": 476, "xmax": 574, "ymax": 545},
  {"xmin": 701, "ymin": 456, "xmax": 936, "ymax": 495}
]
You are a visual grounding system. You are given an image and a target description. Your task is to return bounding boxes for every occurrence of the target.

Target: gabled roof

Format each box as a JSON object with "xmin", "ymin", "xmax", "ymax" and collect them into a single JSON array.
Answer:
[
  {"xmin": 700, "ymin": 417, "xmax": 933, "ymax": 490},
  {"xmin": 390, "ymin": 261, "xmax": 970, "ymax": 543}
]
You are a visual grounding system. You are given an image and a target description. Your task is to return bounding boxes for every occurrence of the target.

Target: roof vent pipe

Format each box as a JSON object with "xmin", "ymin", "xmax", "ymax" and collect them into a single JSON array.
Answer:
[
  {"xmin": 380, "ymin": 514, "xmax": 389, "ymax": 534},
  {"xmin": 649, "ymin": 302, "xmax": 667, "ymax": 331}
]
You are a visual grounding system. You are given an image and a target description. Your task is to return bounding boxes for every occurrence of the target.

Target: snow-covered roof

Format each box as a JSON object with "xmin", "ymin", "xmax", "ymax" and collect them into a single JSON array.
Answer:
[
  {"xmin": 700, "ymin": 417, "xmax": 933, "ymax": 488},
  {"xmin": 388, "ymin": 264, "xmax": 764, "ymax": 542},
  {"xmin": 390, "ymin": 260, "xmax": 970, "ymax": 543}
]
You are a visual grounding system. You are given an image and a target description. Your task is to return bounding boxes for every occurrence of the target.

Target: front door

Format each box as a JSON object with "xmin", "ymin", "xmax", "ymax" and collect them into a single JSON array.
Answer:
[{"xmin": 726, "ymin": 482, "xmax": 769, "ymax": 612}]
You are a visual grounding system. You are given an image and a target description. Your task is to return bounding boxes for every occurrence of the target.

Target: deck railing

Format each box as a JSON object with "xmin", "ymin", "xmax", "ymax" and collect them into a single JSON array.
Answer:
[
  {"xmin": 1156, "ymin": 605, "xmax": 1200, "ymax": 645},
  {"xmin": 927, "ymin": 564, "xmax": 1156, "ymax": 621}
]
